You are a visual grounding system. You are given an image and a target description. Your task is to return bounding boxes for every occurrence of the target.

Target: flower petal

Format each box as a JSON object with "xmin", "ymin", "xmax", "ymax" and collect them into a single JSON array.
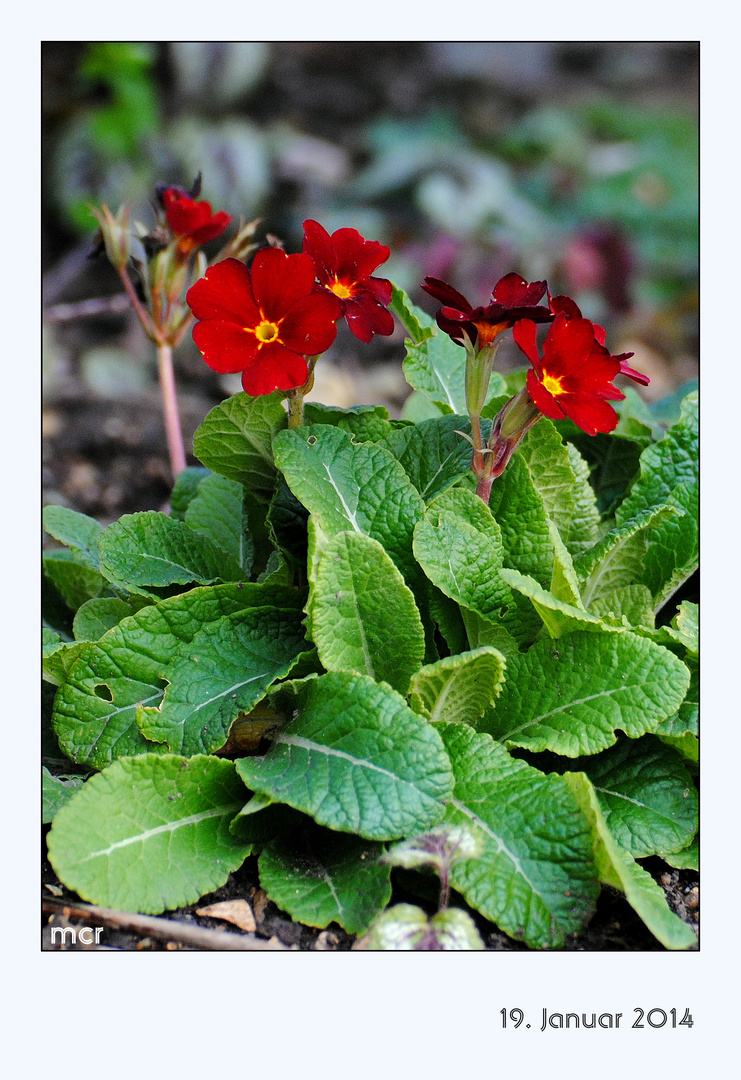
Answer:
[
  {"xmin": 344, "ymin": 296, "xmax": 396, "ymax": 342},
  {"xmin": 187, "ymin": 259, "xmax": 260, "ymax": 326},
  {"xmin": 332, "ymin": 227, "xmax": 391, "ymax": 279},
  {"xmin": 557, "ymin": 391, "xmax": 620, "ymax": 435},
  {"xmin": 513, "ymin": 318, "xmax": 541, "ymax": 371},
  {"xmin": 240, "ymin": 341, "xmax": 308, "ymax": 395},
  {"xmin": 250, "ymin": 248, "xmax": 317, "ymax": 320},
  {"xmin": 526, "ymin": 369, "xmax": 567, "ymax": 421},
  {"xmin": 302, "ymin": 219, "xmax": 336, "ymax": 282},
  {"xmin": 492, "ymin": 272, "xmax": 547, "ymax": 307},
  {"xmin": 421, "ymin": 276, "xmax": 473, "ymax": 313},
  {"xmin": 279, "ymin": 292, "xmax": 340, "ymax": 354},
  {"xmin": 192, "ymin": 320, "xmax": 260, "ymax": 374}
]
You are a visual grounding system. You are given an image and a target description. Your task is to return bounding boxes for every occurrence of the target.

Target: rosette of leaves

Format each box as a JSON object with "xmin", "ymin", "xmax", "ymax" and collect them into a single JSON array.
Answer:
[{"xmin": 43, "ymin": 292, "xmax": 697, "ymax": 950}]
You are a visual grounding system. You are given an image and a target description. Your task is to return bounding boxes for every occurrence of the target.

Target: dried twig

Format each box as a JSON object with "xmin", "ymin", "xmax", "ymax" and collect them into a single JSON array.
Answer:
[{"xmin": 42, "ymin": 896, "xmax": 292, "ymax": 951}]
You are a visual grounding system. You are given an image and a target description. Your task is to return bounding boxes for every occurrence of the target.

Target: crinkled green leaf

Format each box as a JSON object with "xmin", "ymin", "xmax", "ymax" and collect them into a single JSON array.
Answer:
[
  {"xmin": 581, "ymin": 737, "xmax": 698, "ymax": 858},
  {"xmin": 42, "ymin": 767, "xmax": 85, "ymax": 824},
  {"xmin": 380, "ymin": 414, "xmax": 475, "ymax": 503},
  {"xmin": 169, "ymin": 466, "xmax": 211, "ymax": 521},
  {"xmin": 72, "ymin": 597, "xmax": 151, "ymax": 642},
  {"xmin": 43, "ymin": 630, "xmax": 87, "ymax": 686},
  {"xmin": 564, "ymin": 442, "xmax": 601, "ymax": 558},
  {"xmin": 408, "ymin": 646, "xmax": 505, "ymax": 726},
  {"xmin": 438, "ymin": 722, "xmax": 599, "ymax": 949},
  {"xmin": 236, "ymin": 671, "xmax": 453, "ymax": 841},
  {"xmin": 382, "ymin": 824, "xmax": 482, "ymax": 871},
  {"xmin": 184, "ymin": 472, "xmax": 251, "ymax": 570},
  {"xmin": 44, "ymin": 551, "xmax": 107, "ymax": 610},
  {"xmin": 576, "ymin": 506, "xmax": 677, "ymax": 608},
  {"xmin": 616, "ymin": 392, "xmax": 698, "ymax": 523},
  {"xmin": 654, "ymin": 663, "xmax": 698, "ymax": 738},
  {"xmin": 43, "ymin": 506, "xmax": 103, "ymax": 570},
  {"xmin": 662, "ymin": 837, "xmax": 698, "ymax": 870},
  {"xmin": 483, "ymin": 631, "xmax": 691, "ymax": 757},
  {"xmin": 273, "ymin": 425, "xmax": 425, "ymax": 586},
  {"xmin": 517, "ymin": 418, "xmax": 576, "ymax": 542},
  {"xmin": 137, "ymin": 606, "xmax": 309, "ymax": 755},
  {"xmin": 97, "ymin": 511, "xmax": 246, "ymax": 594},
  {"xmin": 413, "ymin": 488, "xmax": 514, "ymax": 631},
  {"xmin": 640, "ymin": 483, "xmax": 698, "ymax": 607},
  {"xmin": 362, "ymin": 903, "xmax": 484, "ymax": 950},
  {"xmin": 563, "ymin": 773, "xmax": 696, "ymax": 949},
  {"xmin": 53, "ymin": 582, "xmax": 305, "ymax": 768},
  {"xmin": 258, "ymin": 826, "xmax": 391, "ymax": 934},
  {"xmin": 589, "ymin": 584, "xmax": 655, "ymax": 629},
  {"xmin": 303, "ymin": 402, "xmax": 393, "ymax": 443},
  {"xmin": 47, "ymin": 754, "xmax": 252, "ymax": 914},
  {"xmin": 193, "ymin": 390, "xmax": 286, "ymax": 494},
  {"xmin": 568, "ymin": 432, "xmax": 643, "ymax": 516},
  {"xmin": 307, "ymin": 530, "xmax": 425, "ymax": 695},
  {"xmin": 499, "ymin": 568, "xmax": 608, "ymax": 639}
]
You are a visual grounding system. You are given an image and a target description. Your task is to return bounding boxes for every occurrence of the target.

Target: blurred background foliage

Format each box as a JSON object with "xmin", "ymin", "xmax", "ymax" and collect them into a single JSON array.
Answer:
[{"xmin": 42, "ymin": 42, "xmax": 698, "ymax": 519}]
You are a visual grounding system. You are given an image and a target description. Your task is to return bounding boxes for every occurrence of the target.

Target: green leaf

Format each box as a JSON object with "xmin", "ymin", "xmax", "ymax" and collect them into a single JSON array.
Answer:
[
  {"xmin": 72, "ymin": 597, "xmax": 151, "ymax": 641},
  {"xmin": 303, "ymin": 402, "xmax": 393, "ymax": 443},
  {"xmin": 307, "ymin": 530, "xmax": 425, "ymax": 695},
  {"xmin": 382, "ymin": 824, "xmax": 483, "ymax": 871},
  {"xmin": 43, "ymin": 551, "xmax": 107, "ymax": 610},
  {"xmin": 576, "ymin": 506, "xmax": 677, "ymax": 607},
  {"xmin": 43, "ymin": 630, "xmax": 87, "ymax": 686},
  {"xmin": 169, "ymin": 466, "xmax": 211, "ymax": 521},
  {"xmin": 640, "ymin": 483, "xmax": 698, "ymax": 607},
  {"xmin": 580, "ymin": 737, "xmax": 698, "ymax": 858},
  {"xmin": 616, "ymin": 392, "xmax": 698, "ymax": 523},
  {"xmin": 42, "ymin": 767, "xmax": 85, "ymax": 824},
  {"xmin": 379, "ymin": 414, "xmax": 474, "ymax": 503},
  {"xmin": 499, "ymin": 568, "xmax": 608, "ymax": 639},
  {"xmin": 401, "ymin": 324, "xmax": 509, "ymax": 416},
  {"xmin": 184, "ymin": 472, "xmax": 251, "ymax": 569},
  {"xmin": 236, "ymin": 671, "xmax": 454, "ymax": 841},
  {"xmin": 408, "ymin": 646, "xmax": 505, "ymax": 726},
  {"xmin": 258, "ymin": 826, "xmax": 391, "ymax": 934},
  {"xmin": 388, "ymin": 284, "xmax": 436, "ymax": 344},
  {"xmin": 564, "ymin": 442, "xmax": 601, "ymax": 558},
  {"xmin": 53, "ymin": 582, "xmax": 305, "ymax": 769},
  {"xmin": 193, "ymin": 391, "xmax": 286, "ymax": 494},
  {"xmin": 361, "ymin": 903, "xmax": 485, "ymax": 950},
  {"xmin": 589, "ymin": 584, "xmax": 655, "ymax": 629},
  {"xmin": 563, "ymin": 773, "xmax": 697, "ymax": 949},
  {"xmin": 662, "ymin": 837, "xmax": 698, "ymax": 870},
  {"xmin": 47, "ymin": 754, "xmax": 252, "ymax": 914},
  {"xmin": 438, "ymin": 723, "xmax": 599, "ymax": 949},
  {"xmin": 654, "ymin": 663, "xmax": 698, "ymax": 738},
  {"xmin": 43, "ymin": 506, "xmax": 103, "ymax": 569},
  {"xmin": 273, "ymin": 425, "xmax": 425, "ymax": 586},
  {"xmin": 97, "ymin": 511, "xmax": 246, "ymax": 594},
  {"xmin": 138, "ymin": 605, "xmax": 309, "ymax": 755},
  {"xmin": 516, "ymin": 418, "xmax": 576, "ymax": 541},
  {"xmin": 483, "ymin": 631, "xmax": 691, "ymax": 757},
  {"xmin": 569, "ymin": 433, "xmax": 643, "ymax": 516},
  {"xmin": 413, "ymin": 488, "xmax": 514, "ymax": 631}
]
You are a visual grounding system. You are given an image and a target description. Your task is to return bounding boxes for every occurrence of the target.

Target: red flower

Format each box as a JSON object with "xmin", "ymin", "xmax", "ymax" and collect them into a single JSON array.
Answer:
[
  {"xmin": 421, "ymin": 273, "xmax": 553, "ymax": 349},
  {"xmin": 549, "ymin": 294, "xmax": 649, "ymax": 387},
  {"xmin": 186, "ymin": 251, "xmax": 341, "ymax": 396},
  {"xmin": 162, "ymin": 187, "xmax": 231, "ymax": 253},
  {"xmin": 302, "ymin": 220, "xmax": 395, "ymax": 343},
  {"xmin": 513, "ymin": 313, "xmax": 627, "ymax": 435}
]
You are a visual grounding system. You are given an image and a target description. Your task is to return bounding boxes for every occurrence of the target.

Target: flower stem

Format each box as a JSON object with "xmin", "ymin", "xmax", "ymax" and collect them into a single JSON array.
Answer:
[
  {"xmin": 117, "ymin": 265, "xmax": 158, "ymax": 341},
  {"xmin": 287, "ymin": 389, "xmax": 305, "ymax": 429},
  {"xmin": 438, "ymin": 863, "xmax": 450, "ymax": 912},
  {"xmin": 157, "ymin": 341, "xmax": 187, "ymax": 478}
]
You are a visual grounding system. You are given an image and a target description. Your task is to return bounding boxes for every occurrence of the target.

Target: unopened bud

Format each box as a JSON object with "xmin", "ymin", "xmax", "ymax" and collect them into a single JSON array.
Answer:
[{"xmin": 89, "ymin": 204, "xmax": 132, "ymax": 270}]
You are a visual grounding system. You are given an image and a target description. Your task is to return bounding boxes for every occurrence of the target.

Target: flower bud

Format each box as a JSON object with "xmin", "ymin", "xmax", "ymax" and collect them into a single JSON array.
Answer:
[{"xmin": 90, "ymin": 204, "xmax": 132, "ymax": 271}]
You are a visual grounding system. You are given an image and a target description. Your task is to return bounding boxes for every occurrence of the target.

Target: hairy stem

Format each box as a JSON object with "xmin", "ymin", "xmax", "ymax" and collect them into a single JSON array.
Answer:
[{"xmin": 157, "ymin": 341, "xmax": 187, "ymax": 478}]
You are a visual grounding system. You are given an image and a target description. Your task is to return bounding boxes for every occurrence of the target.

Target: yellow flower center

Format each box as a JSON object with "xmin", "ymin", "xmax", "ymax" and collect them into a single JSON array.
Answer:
[
  {"xmin": 254, "ymin": 319, "xmax": 280, "ymax": 344},
  {"xmin": 330, "ymin": 278, "xmax": 354, "ymax": 300},
  {"xmin": 542, "ymin": 371, "xmax": 565, "ymax": 397}
]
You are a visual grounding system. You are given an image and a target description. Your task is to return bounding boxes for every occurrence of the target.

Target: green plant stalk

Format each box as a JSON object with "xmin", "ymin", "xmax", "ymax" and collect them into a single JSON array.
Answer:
[{"xmin": 287, "ymin": 355, "xmax": 320, "ymax": 429}]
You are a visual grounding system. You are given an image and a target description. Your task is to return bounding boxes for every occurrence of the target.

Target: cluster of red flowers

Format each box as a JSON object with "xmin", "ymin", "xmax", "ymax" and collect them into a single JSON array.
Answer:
[
  {"xmin": 423, "ymin": 274, "xmax": 648, "ymax": 435},
  {"xmin": 187, "ymin": 220, "xmax": 395, "ymax": 396},
  {"xmin": 183, "ymin": 198, "xmax": 647, "ymax": 431}
]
